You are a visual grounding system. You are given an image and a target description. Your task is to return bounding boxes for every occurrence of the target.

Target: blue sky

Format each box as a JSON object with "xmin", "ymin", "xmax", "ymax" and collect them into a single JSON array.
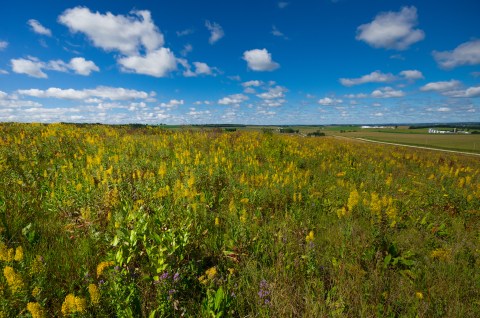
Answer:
[{"xmin": 0, "ymin": 0, "xmax": 479, "ymax": 125}]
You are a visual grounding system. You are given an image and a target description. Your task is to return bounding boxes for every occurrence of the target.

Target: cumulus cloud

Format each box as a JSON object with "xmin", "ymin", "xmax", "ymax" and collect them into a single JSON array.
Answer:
[
  {"xmin": 11, "ymin": 57, "xmax": 47, "ymax": 78},
  {"xmin": 118, "ymin": 48, "xmax": 177, "ymax": 77},
  {"xmin": 356, "ymin": 6, "xmax": 424, "ymax": 50},
  {"xmin": 420, "ymin": 80, "xmax": 461, "ymax": 92},
  {"xmin": 242, "ymin": 80, "xmax": 263, "ymax": 87},
  {"xmin": 318, "ymin": 97, "xmax": 343, "ymax": 105},
  {"xmin": 218, "ymin": 94, "xmax": 248, "ymax": 106},
  {"xmin": 68, "ymin": 57, "xmax": 99, "ymax": 75},
  {"xmin": 257, "ymin": 86, "xmax": 287, "ymax": 99},
  {"xmin": 205, "ymin": 20, "xmax": 224, "ymax": 44},
  {"xmin": 243, "ymin": 49, "xmax": 279, "ymax": 71},
  {"xmin": 344, "ymin": 93, "xmax": 368, "ymax": 99},
  {"xmin": 159, "ymin": 99, "xmax": 184, "ymax": 108},
  {"xmin": 433, "ymin": 39, "xmax": 480, "ymax": 69},
  {"xmin": 180, "ymin": 44, "xmax": 193, "ymax": 56},
  {"xmin": 400, "ymin": 70, "xmax": 424, "ymax": 80},
  {"xmin": 0, "ymin": 41, "xmax": 7, "ymax": 50},
  {"xmin": 340, "ymin": 71, "xmax": 396, "ymax": 86},
  {"xmin": 59, "ymin": 7, "xmax": 164, "ymax": 55},
  {"xmin": 446, "ymin": 86, "xmax": 480, "ymax": 98},
  {"xmin": 18, "ymin": 86, "xmax": 150, "ymax": 100},
  {"xmin": 371, "ymin": 87, "xmax": 405, "ymax": 98},
  {"xmin": 27, "ymin": 19, "xmax": 52, "ymax": 36},
  {"xmin": 178, "ymin": 59, "xmax": 214, "ymax": 77},
  {"xmin": 11, "ymin": 56, "xmax": 99, "ymax": 77}
]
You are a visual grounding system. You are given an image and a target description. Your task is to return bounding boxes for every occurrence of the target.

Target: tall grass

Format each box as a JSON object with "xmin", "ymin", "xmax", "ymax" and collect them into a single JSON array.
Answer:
[{"xmin": 0, "ymin": 123, "xmax": 478, "ymax": 317}]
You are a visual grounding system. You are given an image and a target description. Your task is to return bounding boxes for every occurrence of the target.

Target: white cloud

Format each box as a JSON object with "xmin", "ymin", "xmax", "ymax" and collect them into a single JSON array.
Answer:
[
  {"xmin": 176, "ymin": 29, "xmax": 194, "ymax": 37},
  {"xmin": 192, "ymin": 62, "xmax": 212, "ymax": 75},
  {"xmin": 278, "ymin": 2, "xmax": 289, "ymax": 9},
  {"xmin": 11, "ymin": 56, "xmax": 99, "ymax": 77},
  {"xmin": 447, "ymin": 86, "xmax": 480, "ymax": 98},
  {"xmin": 218, "ymin": 94, "xmax": 248, "ymax": 106},
  {"xmin": 68, "ymin": 57, "xmax": 100, "ymax": 75},
  {"xmin": 400, "ymin": 70, "xmax": 424, "ymax": 80},
  {"xmin": 159, "ymin": 99, "xmax": 184, "ymax": 108},
  {"xmin": 318, "ymin": 97, "xmax": 343, "ymax": 105},
  {"xmin": 437, "ymin": 107, "xmax": 451, "ymax": 112},
  {"xmin": 344, "ymin": 93, "xmax": 368, "ymax": 99},
  {"xmin": 242, "ymin": 80, "xmax": 263, "ymax": 87},
  {"xmin": 243, "ymin": 49, "xmax": 279, "ymax": 71},
  {"xmin": 18, "ymin": 86, "xmax": 150, "ymax": 100},
  {"xmin": 118, "ymin": 48, "xmax": 177, "ymax": 77},
  {"xmin": 0, "ymin": 41, "xmax": 7, "ymax": 50},
  {"xmin": 0, "ymin": 91, "xmax": 7, "ymax": 99},
  {"xmin": 433, "ymin": 39, "xmax": 480, "ymax": 69},
  {"xmin": 181, "ymin": 44, "xmax": 193, "ymax": 56},
  {"xmin": 0, "ymin": 69, "xmax": 9, "ymax": 75},
  {"xmin": 178, "ymin": 59, "xmax": 214, "ymax": 77},
  {"xmin": 420, "ymin": 80, "xmax": 461, "ymax": 92},
  {"xmin": 371, "ymin": 87, "xmax": 405, "ymax": 98},
  {"xmin": 205, "ymin": 20, "xmax": 224, "ymax": 44},
  {"xmin": 271, "ymin": 26, "xmax": 287, "ymax": 39},
  {"xmin": 257, "ymin": 86, "xmax": 287, "ymax": 99},
  {"xmin": 356, "ymin": 6, "xmax": 424, "ymax": 50},
  {"xmin": 27, "ymin": 19, "xmax": 52, "ymax": 36},
  {"xmin": 340, "ymin": 71, "xmax": 396, "ymax": 86},
  {"xmin": 59, "ymin": 7, "xmax": 164, "ymax": 55},
  {"xmin": 11, "ymin": 57, "xmax": 47, "ymax": 78}
]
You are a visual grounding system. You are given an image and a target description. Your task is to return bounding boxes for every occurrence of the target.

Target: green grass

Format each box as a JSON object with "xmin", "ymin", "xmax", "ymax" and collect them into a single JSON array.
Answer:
[
  {"xmin": 329, "ymin": 131, "xmax": 480, "ymax": 153},
  {"xmin": 0, "ymin": 123, "xmax": 479, "ymax": 317}
]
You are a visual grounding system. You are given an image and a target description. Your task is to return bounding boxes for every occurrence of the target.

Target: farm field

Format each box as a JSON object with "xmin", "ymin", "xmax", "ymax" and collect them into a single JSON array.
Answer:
[
  {"xmin": 328, "ymin": 131, "xmax": 480, "ymax": 154},
  {"xmin": 0, "ymin": 123, "xmax": 479, "ymax": 317}
]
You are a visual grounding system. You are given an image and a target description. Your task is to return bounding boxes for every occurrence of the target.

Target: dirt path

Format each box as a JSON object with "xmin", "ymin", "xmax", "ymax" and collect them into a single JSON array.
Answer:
[{"xmin": 331, "ymin": 135, "xmax": 480, "ymax": 157}]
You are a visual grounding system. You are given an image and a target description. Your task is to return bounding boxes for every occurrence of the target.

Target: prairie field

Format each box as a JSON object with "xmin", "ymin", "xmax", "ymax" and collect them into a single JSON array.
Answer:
[{"xmin": 0, "ymin": 123, "xmax": 479, "ymax": 317}]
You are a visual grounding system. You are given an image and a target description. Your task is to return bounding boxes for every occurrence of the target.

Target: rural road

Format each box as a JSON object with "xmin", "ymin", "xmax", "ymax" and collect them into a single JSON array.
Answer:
[{"xmin": 332, "ymin": 135, "xmax": 480, "ymax": 157}]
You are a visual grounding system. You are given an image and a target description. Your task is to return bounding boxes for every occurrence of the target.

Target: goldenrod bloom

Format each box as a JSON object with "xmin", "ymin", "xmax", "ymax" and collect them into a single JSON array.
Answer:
[
  {"xmin": 14, "ymin": 246, "xmax": 24, "ymax": 262},
  {"xmin": 61, "ymin": 294, "xmax": 87, "ymax": 315},
  {"xmin": 27, "ymin": 302, "xmax": 46, "ymax": 318},
  {"xmin": 3, "ymin": 266, "xmax": 24, "ymax": 293},
  {"xmin": 88, "ymin": 283, "xmax": 101, "ymax": 305},
  {"xmin": 97, "ymin": 261, "xmax": 114, "ymax": 278}
]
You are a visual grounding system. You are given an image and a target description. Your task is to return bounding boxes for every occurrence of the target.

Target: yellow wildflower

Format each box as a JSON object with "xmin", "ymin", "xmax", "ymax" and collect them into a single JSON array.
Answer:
[
  {"xmin": 240, "ymin": 198, "xmax": 249, "ymax": 204},
  {"xmin": 205, "ymin": 266, "xmax": 217, "ymax": 280},
  {"xmin": 305, "ymin": 231, "xmax": 314, "ymax": 243},
  {"xmin": 30, "ymin": 255, "xmax": 45, "ymax": 274},
  {"xmin": 32, "ymin": 286, "xmax": 41, "ymax": 298},
  {"xmin": 88, "ymin": 283, "xmax": 101, "ymax": 305},
  {"xmin": 215, "ymin": 217, "xmax": 220, "ymax": 226},
  {"xmin": 347, "ymin": 189, "xmax": 360, "ymax": 212},
  {"xmin": 430, "ymin": 248, "xmax": 451, "ymax": 261},
  {"xmin": 3, "ymin": 266, "xmax": 24, "ymax": 293},
  {"xmin": 0, "ymin": 243, "xmax": 14, "ymax": 262},
  {"xmin": 415, "ymin": 292, "xmax": 423, "ymax": 300},
  {"xmin": 27, "ymin": 302, "xmax": 45, "ymax": 318},
  {"xmin": 61, "ymin": 294, "xmax": 87, "ymax": 315},
  {"xmin": 97, "ymin": 261, "xmax": 114, "ymax": 278},
  {"xmin": 14, "ymin": 246, "xmax": 24, "ymax": 262}
]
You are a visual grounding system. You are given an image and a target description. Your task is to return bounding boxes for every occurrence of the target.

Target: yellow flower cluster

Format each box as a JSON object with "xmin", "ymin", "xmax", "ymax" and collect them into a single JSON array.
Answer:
[
  {"xmin": 88, "ymin": 283, "xmax": 101, "ymax": 305},
  {"xmin": 0, "ymin": 243, "xmax": 14, "ymax": 262},
  {"xmin": 199, "ymin": 266, "xmax": 217, "ymax": 285},
  {"xmin": 14, "ymin": 246, "xmax": 24, "ymax": 262},
  {"xmin": 27, "ymin": 302, "xmax": 46, "ymax": 318},
  {"xmin": 30, "ymin": 255, "xmax": 45, "ymax": 274},
  {"xmin": 97, "ymin": 261, "xmax": 114, "ymax": 278},
  {"xmin": 430, "ymin": 248, "xmax": 452, "ymax": 261},
  {"xmin": 61, "ymin": 294, "xmax": 87, "ymax": 315},
  {"xmin": 305, "ymin": 231, "xmax": 315, "ymax": 243},
  {"xmin": 3, "ymin": 266, "xmax": 24, "ymax": 293}
]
